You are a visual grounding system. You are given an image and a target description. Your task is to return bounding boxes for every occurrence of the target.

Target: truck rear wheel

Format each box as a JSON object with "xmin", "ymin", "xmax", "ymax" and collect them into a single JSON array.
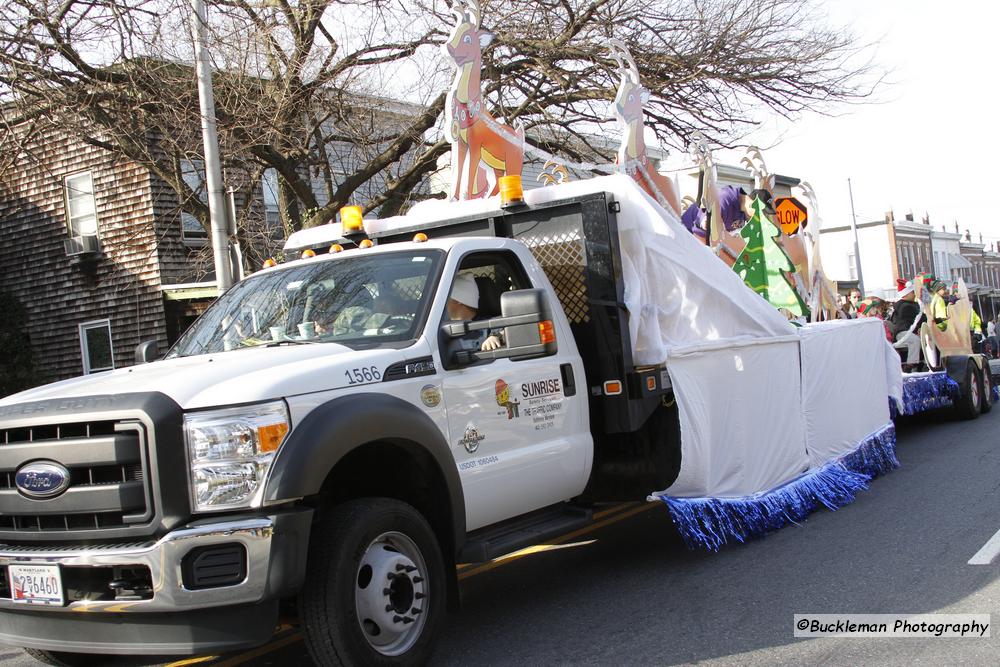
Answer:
[
  {"xmin": 22, "ymin": 649, "xmax": 106, "ymax": 666},
  {"xmin": 981, "ymin": 365, "xmax": 994, "ymax": 414},
  {"xmin": 299, "ymin": 498, "xmax": 445, "ymax": 666},
  {"xmin": 955, "ymin": 362, "xmax": 982, "ymax": 420}
]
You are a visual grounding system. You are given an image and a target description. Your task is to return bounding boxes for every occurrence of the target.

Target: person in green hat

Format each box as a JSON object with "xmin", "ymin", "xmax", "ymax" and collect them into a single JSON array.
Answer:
[{"xmin": 929, "ymin": 280, "xmax": 950, "ymax": 332}]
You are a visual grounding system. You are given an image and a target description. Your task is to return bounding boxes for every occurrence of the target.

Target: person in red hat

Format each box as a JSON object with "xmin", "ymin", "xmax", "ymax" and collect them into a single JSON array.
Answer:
[
  {"xmin": 889, "ymin": 280, "xmax": 922, "ymax": 370},
  {"xmin": 857, "ymin": 296, "xmax": 893, "ymax": 342}
]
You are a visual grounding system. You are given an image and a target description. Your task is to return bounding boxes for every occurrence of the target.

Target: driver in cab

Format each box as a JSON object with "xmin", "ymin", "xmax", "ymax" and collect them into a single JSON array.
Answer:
[{"xmin": 447, "ymin": 274, "xmax": 504, "ymax": 352}]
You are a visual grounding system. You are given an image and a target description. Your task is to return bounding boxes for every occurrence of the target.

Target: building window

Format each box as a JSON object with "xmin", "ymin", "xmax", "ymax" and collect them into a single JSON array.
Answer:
[
  {"xmin": 64, "ymin": 172, "xmax": 98, "ymax": 238},
  {"xmin": 79, "ymin": 319, "xmax": 114, "ymax": 374},
  {"xmin": 262, "ymin": 168, "xmax": 283, "ymax": 238},
  {"xmin": 180, "ymin": 160, "xmax": 209, "ymax": 243}
]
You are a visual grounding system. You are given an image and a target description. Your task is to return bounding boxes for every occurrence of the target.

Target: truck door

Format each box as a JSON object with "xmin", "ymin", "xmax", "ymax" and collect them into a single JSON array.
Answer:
[{"xmin": 437, "ymin": 250, "xmax": 589, "ymax": 531}]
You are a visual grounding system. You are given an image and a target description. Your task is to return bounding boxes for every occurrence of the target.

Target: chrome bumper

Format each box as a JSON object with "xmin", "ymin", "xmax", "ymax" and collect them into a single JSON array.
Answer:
[{"xmin": 0, "ymin": 517, "xmax": 278, "ymax": 613}]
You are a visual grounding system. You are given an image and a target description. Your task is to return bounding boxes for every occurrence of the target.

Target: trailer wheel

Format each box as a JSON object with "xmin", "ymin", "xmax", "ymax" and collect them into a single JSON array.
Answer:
[
  {"xmin": 299, "ymin": 498, "xmax": 445, "ymax": 667},
  {"xmin": 980, "ymin": 365, "xmax": 993, "ymax": 414},
  {"xmin": 955, "ymin": 362, "xmax": 982, "ymax": 420},
  {"xmin": 22, "ymin": 649, "xmax": 106, "ymax": 666}
]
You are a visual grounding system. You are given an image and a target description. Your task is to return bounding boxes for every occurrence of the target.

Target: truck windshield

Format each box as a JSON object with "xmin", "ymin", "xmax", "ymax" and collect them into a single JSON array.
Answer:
[{"xmin": 166, "ymin": 250, "xmax": 442, "ymax": 358}]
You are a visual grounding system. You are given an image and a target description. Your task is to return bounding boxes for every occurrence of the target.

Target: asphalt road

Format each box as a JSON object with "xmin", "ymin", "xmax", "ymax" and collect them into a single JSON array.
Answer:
[{"xmin": 2, "ymin": 408, "xmax": 998, "ymax": 666}]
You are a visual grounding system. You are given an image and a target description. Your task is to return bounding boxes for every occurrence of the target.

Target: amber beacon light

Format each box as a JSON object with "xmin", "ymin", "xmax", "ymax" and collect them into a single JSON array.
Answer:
[
  {"xmin": 340, "ymin": 205, "xmax": 364, "ymax": 232},
  {"xmin": 499, "ymin": 175, "xmax": 524, "ymax": 208}
]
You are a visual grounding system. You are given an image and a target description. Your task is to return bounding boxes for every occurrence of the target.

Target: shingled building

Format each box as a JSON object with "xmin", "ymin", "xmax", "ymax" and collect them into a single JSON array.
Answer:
[{"xmin": 0, "ymin": 124, "xmax": 237, "ymax": 390}]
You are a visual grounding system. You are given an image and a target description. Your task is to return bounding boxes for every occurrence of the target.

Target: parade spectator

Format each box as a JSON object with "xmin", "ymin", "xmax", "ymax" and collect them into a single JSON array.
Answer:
[
  {"xmin": 890, "ymin": 281, "xmax": 922, "ymax": 369},
  {"xmin": 857, "ymin": 297, "xmax": 893, "ymax": 342},
  {"xmin": 988, "ymin": 317, "xmax": 999, "ymax": 358},
  {"xmin": 845, "ymin": 288, "xmax": 862, "ymax": 318}
]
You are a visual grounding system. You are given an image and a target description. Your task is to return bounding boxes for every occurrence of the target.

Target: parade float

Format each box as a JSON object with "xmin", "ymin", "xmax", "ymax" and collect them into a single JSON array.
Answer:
[
  {"xmin": 280, "ymin": 3, "xmax": 992, "ymax": 549},
  {"xmin": 4, "ymin": 6, "xmax": 998, "ymax": 665},
  {"xmin": 344, "ymin": 26, "xmax": 913, "ymax": 549},
  {"xmin": 285, "ymin": 4, "xmax": 994, "ymax": 550}
]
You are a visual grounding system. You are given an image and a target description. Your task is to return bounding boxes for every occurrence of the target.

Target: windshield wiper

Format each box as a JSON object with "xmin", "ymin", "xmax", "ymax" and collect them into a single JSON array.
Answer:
[{"xmin": 263, "ymin": 338, "xmax": 320, "ymax": 347}]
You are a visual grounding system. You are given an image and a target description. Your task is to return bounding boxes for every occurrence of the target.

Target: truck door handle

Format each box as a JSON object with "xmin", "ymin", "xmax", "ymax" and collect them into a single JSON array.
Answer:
[{"xmin": 560, "ymin": 363, "xmax": 576, "ymax": 397}]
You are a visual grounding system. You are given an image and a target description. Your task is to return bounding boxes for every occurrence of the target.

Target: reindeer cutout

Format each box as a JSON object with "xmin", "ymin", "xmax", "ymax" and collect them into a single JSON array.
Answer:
[
  {"xmin": 689, "ymin": 132, "xmax": 744, "ymax": 266},
  {"xmin": 609, "ymin": 39, "xmax": 680, "ymax": 216},
  {"xmin": 443, "ymin": 0, "xmax": 524, "ymax": 200},
  {"xmin": 797, "ymin": 181, "xmax": 845, "ymax": 321}
]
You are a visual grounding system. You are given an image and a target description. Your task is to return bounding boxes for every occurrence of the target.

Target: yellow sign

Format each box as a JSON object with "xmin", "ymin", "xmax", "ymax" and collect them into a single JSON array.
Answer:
[{"xmin": 774, "ymin": 197, "xmax": 808, "ymax": 235}]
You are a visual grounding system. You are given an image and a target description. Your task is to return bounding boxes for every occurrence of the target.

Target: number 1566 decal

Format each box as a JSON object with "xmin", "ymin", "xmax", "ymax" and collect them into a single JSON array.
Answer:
[{"xmin": 344, "ymin": 366, "xmax": 381, "ymax": 384}]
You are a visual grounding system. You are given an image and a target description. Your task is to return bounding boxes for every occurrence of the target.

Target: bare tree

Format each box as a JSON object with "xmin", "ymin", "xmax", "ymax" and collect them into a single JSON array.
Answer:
[{"xmin": 0, "ymin": 0, "xmax": 882, "ymax": 243}]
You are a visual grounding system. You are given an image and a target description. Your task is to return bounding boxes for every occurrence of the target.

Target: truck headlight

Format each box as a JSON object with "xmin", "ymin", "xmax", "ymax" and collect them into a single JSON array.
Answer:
[{"xmin": 184, "ymin": 401, "xmax": 290, "ymax": 512}]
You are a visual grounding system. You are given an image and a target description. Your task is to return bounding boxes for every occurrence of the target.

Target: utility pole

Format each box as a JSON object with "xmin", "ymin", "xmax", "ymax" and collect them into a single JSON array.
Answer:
[
  {"xmin": 847, "ymin": 178, "xmax": 865, "ymax": 295},
  {"xmin": 190, "ymin": 0, "xmax": 234, "ymax": 291}
]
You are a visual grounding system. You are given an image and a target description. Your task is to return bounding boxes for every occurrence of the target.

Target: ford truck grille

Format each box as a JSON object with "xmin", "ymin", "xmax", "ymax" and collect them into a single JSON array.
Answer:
[{"xmin": 0, "ymin": 421, "xmax": 153, "ymax": 532}]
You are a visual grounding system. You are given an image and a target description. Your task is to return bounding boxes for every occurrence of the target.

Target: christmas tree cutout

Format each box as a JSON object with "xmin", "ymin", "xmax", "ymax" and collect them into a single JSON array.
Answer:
[{"xmin": 732, "ymin": 197, "xmax": 809, "ymax": 317}]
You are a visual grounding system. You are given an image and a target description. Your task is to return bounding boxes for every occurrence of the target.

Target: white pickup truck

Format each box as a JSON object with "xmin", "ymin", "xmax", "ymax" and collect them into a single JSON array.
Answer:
[{"xmin": 0, "ymin": 185, "xmax": 683, "ymax": 665}]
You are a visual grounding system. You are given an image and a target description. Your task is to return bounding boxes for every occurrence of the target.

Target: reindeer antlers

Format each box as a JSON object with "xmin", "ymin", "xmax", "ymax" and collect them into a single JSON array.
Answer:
[
  {"xmin": 450, "ymin": 0, "xmax": 480, "ymax": 27},
  {"xmin": 688, "ymin": 131, "xmax": 714, "ymax": 168},
  {"xmin": 740, "ymin": 146, "xmax": 773, "ymax": 191},
  {"xmin": 538, "ymin": 160, "xmax": 570, "ymax": 186},
  {"xmin": 608, "ymin": 38, "xmax": 639, "ymax": 82}
]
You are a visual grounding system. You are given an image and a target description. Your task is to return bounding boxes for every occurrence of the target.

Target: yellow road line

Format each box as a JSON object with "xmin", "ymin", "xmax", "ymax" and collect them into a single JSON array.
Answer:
[
  {"xmin": 212, "ymin": 501, "xmax": 658, "ymax": 665},
  {"xmin": 166, "ymin": 656, "xmax": 218, "ymax": 667}
]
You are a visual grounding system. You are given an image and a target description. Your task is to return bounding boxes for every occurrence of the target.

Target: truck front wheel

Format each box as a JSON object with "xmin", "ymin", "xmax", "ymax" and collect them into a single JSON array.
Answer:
[{"xmin": 299, "ymin": 498, "xmax": 445, "ymax": 666}]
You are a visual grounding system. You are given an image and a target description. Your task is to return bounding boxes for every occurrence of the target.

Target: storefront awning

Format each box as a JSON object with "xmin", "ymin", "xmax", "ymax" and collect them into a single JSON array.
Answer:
[
  {"xmin": 949, "ymin": 253, "xmax": 973, "ymax": 270},
  {"xmin": 161, "ymin": 282, "xmax": 220, "ymax": 301}
]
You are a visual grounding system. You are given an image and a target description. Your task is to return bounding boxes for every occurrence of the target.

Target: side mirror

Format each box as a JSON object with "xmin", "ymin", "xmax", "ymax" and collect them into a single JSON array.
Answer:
[
  {"xmin": 498, "ymin": 289, "xmax": 556, "ymax": 356},
  {"xmin": 134, "ymin": 340, "xmax": 159, "ymax": 364},
  {"xmin": 446, "ymin": 288, "xmax": 557, "ymax": 365}
]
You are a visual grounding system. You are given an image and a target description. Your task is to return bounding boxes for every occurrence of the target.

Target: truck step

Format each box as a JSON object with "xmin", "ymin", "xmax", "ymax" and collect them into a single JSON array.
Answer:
[{"xmin": 458, "ymin": 504, "xmax": 593, "ymax": 564}]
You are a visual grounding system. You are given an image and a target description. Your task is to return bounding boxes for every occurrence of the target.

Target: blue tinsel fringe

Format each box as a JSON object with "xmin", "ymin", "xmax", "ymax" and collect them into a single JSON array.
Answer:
[
  {"xmin": 900, "ymin": 372, "xmax": 960, "ymax": 415},
  {"xmin": 653, "ymin": 423, "xmax": 897, "ymax": 551},
  {"xmin": 992, "ymin": 384, "xmax": 999, "ymax": 403},
  {"xmin": 836, "ymin": 422, "xmax": 899, "ymax": 478}
]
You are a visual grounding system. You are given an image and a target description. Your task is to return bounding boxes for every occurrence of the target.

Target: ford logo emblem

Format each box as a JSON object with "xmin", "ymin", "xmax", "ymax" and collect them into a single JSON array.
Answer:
[{"xmin": 15, "ymin": 461, "xmax": 71, "ymax": 499}]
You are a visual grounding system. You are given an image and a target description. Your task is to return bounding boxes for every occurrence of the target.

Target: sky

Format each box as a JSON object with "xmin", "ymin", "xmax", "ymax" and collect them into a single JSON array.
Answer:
[{"xmin": 664, "ymin": 0, "xmax": 1000, "ymax": 247}]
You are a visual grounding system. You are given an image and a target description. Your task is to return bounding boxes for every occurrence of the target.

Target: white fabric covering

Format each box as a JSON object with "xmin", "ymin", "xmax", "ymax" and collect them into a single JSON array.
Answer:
[
  {"xmin": 797, "ymin": 319, "xmax": 895, "ymax": 468},
  {"xmin": 666, "ymin": 339, "xmax": 809, "ymax": 497}
]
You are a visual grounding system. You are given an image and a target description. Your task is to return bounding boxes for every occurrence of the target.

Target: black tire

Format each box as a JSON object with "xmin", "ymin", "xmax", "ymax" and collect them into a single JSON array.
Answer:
[
  {"xmin": 955, "ymin": 362, "xmax": 982, "ymax": 420},
  {"xmin": 980, "ymin": 364, "xmax": 993, "ymax": 414},
  {"xmin": 22, "ymin": 649, "xmax": 108, "ymax": 666},
  {"xmin": 299, "ymin": 498, "xmax": 446, "ymax": 667}
]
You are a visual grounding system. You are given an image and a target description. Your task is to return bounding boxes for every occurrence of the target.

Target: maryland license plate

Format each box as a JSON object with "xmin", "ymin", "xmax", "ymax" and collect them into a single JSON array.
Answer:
[{"xmin": 8, "ymin": 563, "xmax": 64, "ymax": 606}]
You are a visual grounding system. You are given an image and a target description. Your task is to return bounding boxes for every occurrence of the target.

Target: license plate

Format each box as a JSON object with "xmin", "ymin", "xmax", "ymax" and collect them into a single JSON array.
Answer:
[{"xmin": 8, "ymin": 563, "xmax": 64, "ymax": 606}]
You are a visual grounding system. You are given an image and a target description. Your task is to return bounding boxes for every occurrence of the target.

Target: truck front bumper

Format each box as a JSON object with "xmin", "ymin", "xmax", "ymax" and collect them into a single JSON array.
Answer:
[{"xmin": 0, "ymin": 508, "xmax": 312, "ymax": 655}]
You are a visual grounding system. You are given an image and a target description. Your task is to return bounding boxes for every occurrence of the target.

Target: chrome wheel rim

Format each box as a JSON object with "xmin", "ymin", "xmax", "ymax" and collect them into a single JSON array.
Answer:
[{"xmin": 354, "ymin": 531, "xmax": 429, "ymax": 656}]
